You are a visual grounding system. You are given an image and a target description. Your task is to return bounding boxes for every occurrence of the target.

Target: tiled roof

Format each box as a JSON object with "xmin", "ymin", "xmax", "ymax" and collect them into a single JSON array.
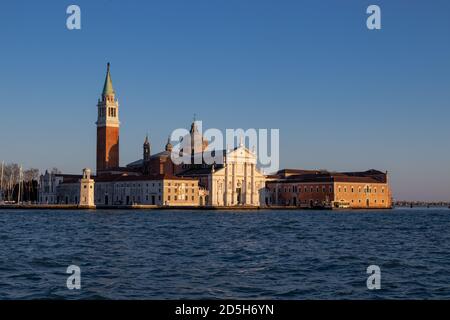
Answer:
[
  {"xmin": 268, "ymin": 169, "xmax": 387, "ymax": 184},
  {"xmin": 178, "ymin": 164, "xmax": 226, "ymax": 177},
  {"xmin": 126, "ymin": 151, "xmax": 172, "ymax": 168},
  {"xmin": 94, "ymin": 173, "xmax": 197, "ymax": 183}
]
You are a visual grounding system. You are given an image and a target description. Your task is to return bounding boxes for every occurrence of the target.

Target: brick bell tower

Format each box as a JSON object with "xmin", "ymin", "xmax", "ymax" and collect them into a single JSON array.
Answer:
[{"xmin": 96, "ymin": 63, "xmax": 120, "ymax": 174}]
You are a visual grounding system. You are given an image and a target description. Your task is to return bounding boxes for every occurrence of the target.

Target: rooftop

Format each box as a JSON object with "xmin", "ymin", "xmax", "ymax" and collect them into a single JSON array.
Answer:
[{"xmin": 269, "ymin": 169, "xmax": 388, "ymax": 184}]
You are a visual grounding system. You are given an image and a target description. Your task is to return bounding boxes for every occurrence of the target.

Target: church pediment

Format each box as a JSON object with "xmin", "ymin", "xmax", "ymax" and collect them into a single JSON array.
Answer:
[{"xmin": 225, "ymin": 146, "xmax": 257, "ymax": 164}]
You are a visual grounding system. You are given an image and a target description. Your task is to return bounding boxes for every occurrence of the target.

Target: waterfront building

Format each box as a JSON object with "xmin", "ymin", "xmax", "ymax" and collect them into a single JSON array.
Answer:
[
  {"xmin": 266, "ymin": 169, "xmax": 392, "ymax": 209},
  {"xmin": 94, "ymin": 175, "xmax": 202, "ymax": 206},
  {"xmin": 178, "ymin": 144, "xmax": 266, "ymax": 206},
  {"xmin": 37, "ymin": 63, "xmax": 392, "ymax": 210},
  {"xmin": 127, "ymin": 122, "xmax": 266, "ymax": 207},
  {"xmin": 38, "ymin": 63, "xmax": 206, "ymax": 207},
  {"xmin": 38, "ymin": 170, "xmax": 81, "ymax": 204},
  {"xmin": 79, "ymin": 168, "xmax": 95, "ymax": 208},
  {"xmin": 52, "ymin": 170, "xmax": 202, "ymax": 207}
]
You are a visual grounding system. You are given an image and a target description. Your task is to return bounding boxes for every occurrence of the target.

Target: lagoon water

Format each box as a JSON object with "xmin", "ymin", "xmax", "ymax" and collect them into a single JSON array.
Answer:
[{"xmin": 0, "ymin": 208, "xmax": 450, "ymax": 299}]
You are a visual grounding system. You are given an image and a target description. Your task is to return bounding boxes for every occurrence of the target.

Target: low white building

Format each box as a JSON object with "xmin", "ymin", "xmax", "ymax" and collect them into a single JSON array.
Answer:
[
  {"xmin": 79, "ymin": 168, "xmax": 95, "ymax": 208},
  {"xmin": 38, "ymin": 171, "xmax": 81, "ymax": 204},
  {"xmin": 39, "ymin": 168, "xmax": 203, "ymax": 207}
]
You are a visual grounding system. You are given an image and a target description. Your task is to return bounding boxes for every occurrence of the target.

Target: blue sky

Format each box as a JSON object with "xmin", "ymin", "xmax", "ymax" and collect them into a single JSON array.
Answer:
[{"xmin": 0, "ymin": 0, "xmax": 449, "ymax": 201}]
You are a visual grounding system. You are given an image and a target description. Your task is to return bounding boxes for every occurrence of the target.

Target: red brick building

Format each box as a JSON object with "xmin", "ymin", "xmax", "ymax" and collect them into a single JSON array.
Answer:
[{"xmin": 266, "ymin": 169, "xmax": 392, "ymax": 209}]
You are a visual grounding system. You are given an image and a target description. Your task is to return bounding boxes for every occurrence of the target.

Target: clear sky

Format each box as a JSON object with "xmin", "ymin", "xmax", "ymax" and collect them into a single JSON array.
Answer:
[{"xmin": 0, "ymin": 0, "xmax": 449, "ymax": 201}]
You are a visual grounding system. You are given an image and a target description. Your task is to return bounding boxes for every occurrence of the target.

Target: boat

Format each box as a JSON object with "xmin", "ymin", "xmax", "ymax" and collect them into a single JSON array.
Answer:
[{"xmin": 333, "ymin": 201, "xmax": 351, "ymax": 209}]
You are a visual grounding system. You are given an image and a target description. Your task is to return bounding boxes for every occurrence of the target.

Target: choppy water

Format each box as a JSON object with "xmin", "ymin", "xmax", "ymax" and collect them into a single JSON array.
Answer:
[{"xmin": 0, "ymin": 208, "xmax": 450, "ymax": 299}]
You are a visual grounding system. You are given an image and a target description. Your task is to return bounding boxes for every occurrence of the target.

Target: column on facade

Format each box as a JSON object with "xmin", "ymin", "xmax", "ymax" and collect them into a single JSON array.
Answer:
[
  {"xmin": 208, "ymin": 173, "xmax": 214, "ymax": 206},
  {"xmin": 275, "ymin": 182, "xmax": 279, "ymax": 205},
  {"xmin": 251, "ymin": 163, "xmax": 255, "ymax": 205},
  {"xmin": 243, "ymin": 162, "xmax": 248, "ymax": 205},
  {"xmin": 232, "ymin": 163, "xmax": 236, "ymax": 205},
  {"xmin": 224, "ymin": 163, "xmax": 229, "ymax": 206}
]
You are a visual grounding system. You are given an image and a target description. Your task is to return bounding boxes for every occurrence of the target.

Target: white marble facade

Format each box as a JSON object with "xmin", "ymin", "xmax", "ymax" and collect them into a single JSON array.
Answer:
[{"xmin": 208, "ymin": 146, "xmax": 266, "ymax": 206}]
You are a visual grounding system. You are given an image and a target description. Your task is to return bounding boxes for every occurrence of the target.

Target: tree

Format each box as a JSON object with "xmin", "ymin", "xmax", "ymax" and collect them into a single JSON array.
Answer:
[
  {"xmin": 23, "ymin": 168, "xmax": 39, "ymax": 203},
  {"xmin": 0, "ymin": 163, "xmax": 40, "ymax": 202},
  {"xmin": 24, "ymin": 168, "xmax": 39, "ymax": 182}
]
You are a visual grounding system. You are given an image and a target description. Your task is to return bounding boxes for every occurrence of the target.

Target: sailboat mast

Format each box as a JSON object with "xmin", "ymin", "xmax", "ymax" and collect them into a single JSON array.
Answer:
[
  {"xmin": 18, "ymin": 165, "xmax": 22, "ymax": 204},
  {"xmin": 9, "ymin": 171, "xmax": 13, "ymax": 201},
  {"xmin": 1, "ymin": 161, "xmax": 3, "ymax": 193},
  {"xmin": 0, "ymin": 161, "xmax": 3, "ymax": 201}
]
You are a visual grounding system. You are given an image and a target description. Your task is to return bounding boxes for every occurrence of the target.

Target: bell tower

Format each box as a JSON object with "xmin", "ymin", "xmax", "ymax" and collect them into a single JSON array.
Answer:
[
  {"xmin": 96, "ymin": 63, "xmax": 120, "ymax": 173},
  {"xmin": 143, "ymin": 135, "xmax": 151, "ymax": 175},
  {"xmin": 143, "ymin": 135, "xmax": 151, "ymax": 162}
]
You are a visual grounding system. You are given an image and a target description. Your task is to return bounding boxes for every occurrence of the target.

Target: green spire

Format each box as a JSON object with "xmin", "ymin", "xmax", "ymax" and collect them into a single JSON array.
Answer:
[{"xmin": 102, "ymin": 62, "xmax": 115, "ymax": 96}]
